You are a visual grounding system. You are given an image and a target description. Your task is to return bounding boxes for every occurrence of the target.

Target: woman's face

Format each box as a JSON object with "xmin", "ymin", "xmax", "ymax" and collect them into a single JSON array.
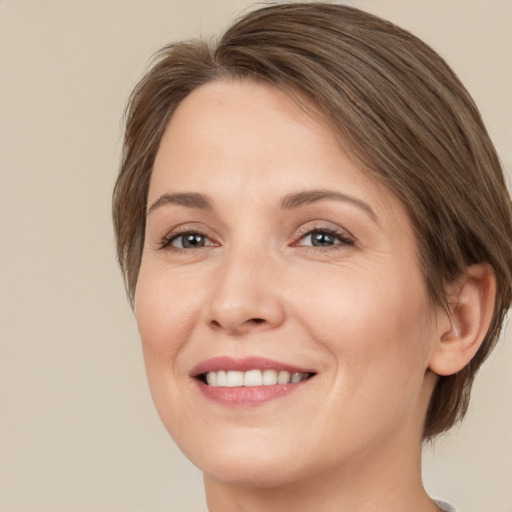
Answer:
[{"xmin": 135, "ymin": 79, "xmax": 440, "ymax": 487}]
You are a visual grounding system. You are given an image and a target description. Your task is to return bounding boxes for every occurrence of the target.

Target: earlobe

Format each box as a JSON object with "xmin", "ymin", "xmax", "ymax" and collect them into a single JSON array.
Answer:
[{"xmin": 429, "ymin": 264, "xmax": 496, "ymax": 376}]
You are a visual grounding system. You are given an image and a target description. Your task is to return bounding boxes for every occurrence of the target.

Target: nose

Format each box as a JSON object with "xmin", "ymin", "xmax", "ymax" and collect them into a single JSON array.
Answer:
[{"xmin": 204, "ymin": 247, "xmax": 285, "ymax": 336}]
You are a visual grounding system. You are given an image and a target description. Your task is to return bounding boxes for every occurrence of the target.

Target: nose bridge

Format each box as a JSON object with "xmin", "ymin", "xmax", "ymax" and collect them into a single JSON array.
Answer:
[{"xmin": 206, "ymin": 239, "xmax": 284, "ymax": 334}]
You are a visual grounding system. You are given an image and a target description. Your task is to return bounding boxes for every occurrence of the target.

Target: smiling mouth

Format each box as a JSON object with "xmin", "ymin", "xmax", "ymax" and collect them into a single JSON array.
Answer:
[{"xmin": 198, "ymin": 369, "xmax": 315, "ymax": 387}]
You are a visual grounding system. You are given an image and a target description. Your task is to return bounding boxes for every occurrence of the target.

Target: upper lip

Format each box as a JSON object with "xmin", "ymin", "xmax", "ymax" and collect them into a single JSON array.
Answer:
[{"xmin": 190, "ymin": 356, "xmax": 316, "ymax": 378}]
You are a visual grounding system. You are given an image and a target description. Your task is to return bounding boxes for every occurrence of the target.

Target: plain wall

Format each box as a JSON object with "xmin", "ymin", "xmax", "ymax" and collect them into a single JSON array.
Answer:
[{"xmin": 0, "ymin": 1, "xmax": 510, "ymax": 511}]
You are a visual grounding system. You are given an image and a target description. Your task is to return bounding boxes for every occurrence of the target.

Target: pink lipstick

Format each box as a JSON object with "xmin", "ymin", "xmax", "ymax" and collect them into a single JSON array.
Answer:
[{"xmin": 190, "ymin": 356, "xmax": 315, "ymax": 406}]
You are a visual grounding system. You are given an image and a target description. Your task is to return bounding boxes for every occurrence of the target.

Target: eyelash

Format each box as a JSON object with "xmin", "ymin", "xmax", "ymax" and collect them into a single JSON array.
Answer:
[
  {"xmin": 293, "ymin": 225, "xmax": 354, "ymax": 249},
  {"xmin": 159, "ymin": 229, "xmax": 215, "ymax": 250},
  {"xmin": 158, "ymin": 225, "xmax": 354, "ymax": 251}
]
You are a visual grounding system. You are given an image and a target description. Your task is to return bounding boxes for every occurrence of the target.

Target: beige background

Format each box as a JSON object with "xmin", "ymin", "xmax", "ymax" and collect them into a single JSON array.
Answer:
[{"xmin": 0, "ymin": 1, "xmax": 510, "ymax": 511}]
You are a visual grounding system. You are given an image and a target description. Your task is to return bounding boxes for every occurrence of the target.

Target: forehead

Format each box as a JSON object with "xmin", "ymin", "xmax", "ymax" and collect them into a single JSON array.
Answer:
[
  {"xmin": 149, "ymin": 79, "xmax": 406, "ymax": 228},
  {"xmin": 150, "ymin": 79, "xmax": 340, "ymax": 191}
]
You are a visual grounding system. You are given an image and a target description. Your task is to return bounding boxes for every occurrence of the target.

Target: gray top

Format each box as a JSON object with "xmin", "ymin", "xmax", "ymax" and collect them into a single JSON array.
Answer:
[{"xmin": 434, "ymin": 499, "xmax": 458, "ymax": 512}]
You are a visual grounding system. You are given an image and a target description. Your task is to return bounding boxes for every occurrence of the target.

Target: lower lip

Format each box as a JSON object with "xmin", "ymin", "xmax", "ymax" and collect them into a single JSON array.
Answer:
[{"xmin": 195, "ymin": 380, "xmax": 307, "ymax": 406}]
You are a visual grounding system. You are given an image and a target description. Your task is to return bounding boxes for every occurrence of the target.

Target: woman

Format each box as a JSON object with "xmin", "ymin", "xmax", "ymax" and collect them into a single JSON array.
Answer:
[{"xmin": 112, "ymin": 3, "xmax": 512, "ymax": 511}]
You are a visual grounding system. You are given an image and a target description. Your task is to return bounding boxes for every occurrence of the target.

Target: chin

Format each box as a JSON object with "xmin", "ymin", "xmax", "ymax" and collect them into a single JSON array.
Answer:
[
  {"xmin": 201, "ymin": 455, "xmax": 305, "ymax": 489},
  {"xmin": 174, "ymin": 426, "xmax": 312, "ymax": 488}
]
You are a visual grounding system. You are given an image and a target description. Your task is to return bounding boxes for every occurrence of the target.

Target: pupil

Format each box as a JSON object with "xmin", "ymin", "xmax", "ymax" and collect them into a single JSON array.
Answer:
[
  {"xmin": 312, "ymin": 231, "xmax": 334, "ymax": 246},
  {"xmin": 183, "ymin": 234, "xmax": 204, "ymax": 248}
]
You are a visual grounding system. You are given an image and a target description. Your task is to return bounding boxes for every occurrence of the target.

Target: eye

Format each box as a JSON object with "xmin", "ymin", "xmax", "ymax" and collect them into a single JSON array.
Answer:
[
  {"xmin": 298, "ymin": 228, "xmax": 354, "ymax": 248},
  {"xmin": 162, "ymin": 231, "xmax": 214, "ymax": 249}
]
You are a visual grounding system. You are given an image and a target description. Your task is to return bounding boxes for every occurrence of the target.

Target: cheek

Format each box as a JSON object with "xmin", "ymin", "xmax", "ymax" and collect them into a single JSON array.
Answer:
[
  {"xmin": 134, "ymin": 264, "xmax": 200, "ymax": 376},
  {"xmin": 295, "ymin": 266, "xmax": 434, "ymax": 448},
  {"xmin": 296, "ymin": 262, "xmax": 433, "ymax": 382},
  {"xmin": 133, "ymin": 264, "xmax": 203, "ymax": 437}
]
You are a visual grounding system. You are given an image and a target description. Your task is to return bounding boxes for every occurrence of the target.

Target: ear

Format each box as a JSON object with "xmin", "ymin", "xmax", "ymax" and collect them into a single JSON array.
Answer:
[{"xmin": 429, "ymin": 264, "xmax": 496, "ymax": 376}]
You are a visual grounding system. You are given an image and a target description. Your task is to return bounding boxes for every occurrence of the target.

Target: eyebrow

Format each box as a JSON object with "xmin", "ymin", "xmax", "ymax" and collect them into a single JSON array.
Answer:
[
  {"xmin": 146, "ymin": 189, "xmax": 378, "ymax": 223},
  {"xmin": 147, "ymin": 192, "xmax": 213, "ymax": 215},
  {"xmin": 280, "ymin": 189, "xmax": 378, "ymax": 222}
]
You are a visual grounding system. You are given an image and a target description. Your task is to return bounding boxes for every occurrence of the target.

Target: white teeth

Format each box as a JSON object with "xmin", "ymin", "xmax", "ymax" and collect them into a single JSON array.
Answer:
[
  {"xmin": 205, "ymin": 369, "xmax": 310, "ymax": 387},
  {"xmin": 262, "ymin": 369, "xmax": 278, "ymax": 385},
  {"xmin": 243, "ymin": 369, "xmax": 263, "ymax": 386},
  {"xmin": 226, "ymin": 371, "xmax": 243, "ymax": 387},
  {"xmin": 291, "ymin": 372, "xmax": 302, "ymax": 383},
  {"xmin": 277, "ymin": 371, "xmax": 291, "ymax": 384},
  {"xmin": 206, "ymin": 371, "xmax": 217, "ymax": 386},
  {"xmin": 216, "ymin": 370, "xmax": 227, "ymax": 386}
]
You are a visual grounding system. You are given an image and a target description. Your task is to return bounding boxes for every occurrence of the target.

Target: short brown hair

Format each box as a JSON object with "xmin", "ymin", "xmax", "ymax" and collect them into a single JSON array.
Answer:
[{"xmin": 113, "ymin": 2, "xmax": 512, "ymax": 439}]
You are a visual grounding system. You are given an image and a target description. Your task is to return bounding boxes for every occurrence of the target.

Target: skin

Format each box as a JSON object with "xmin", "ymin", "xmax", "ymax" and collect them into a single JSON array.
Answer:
[{"xmin": 135, "ymin": 79, "xmax": 459, "ymax": 511}]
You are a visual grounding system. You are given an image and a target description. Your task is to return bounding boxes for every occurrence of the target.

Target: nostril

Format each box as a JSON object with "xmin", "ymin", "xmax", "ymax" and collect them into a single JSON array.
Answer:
[{"xmin": 208, "ymin": 315, "xmax": 272, "ymax": 334}]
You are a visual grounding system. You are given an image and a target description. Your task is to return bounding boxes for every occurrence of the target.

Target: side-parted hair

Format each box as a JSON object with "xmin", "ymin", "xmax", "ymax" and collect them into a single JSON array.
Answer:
[{"xmin": 113, "ymin": 2, "xmax": 512, "ymax": 439}]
